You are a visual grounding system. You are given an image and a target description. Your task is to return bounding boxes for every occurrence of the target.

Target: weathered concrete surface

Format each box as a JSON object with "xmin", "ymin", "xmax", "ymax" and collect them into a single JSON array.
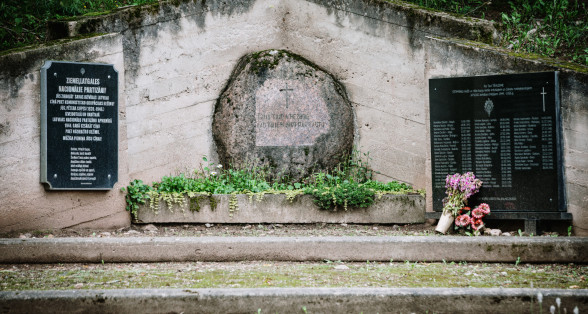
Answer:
[
  {"xmin": 1, "ymin": 0, "xmax": 586, "ymax": 234},
  {"xmin": 213, "ymin": 49, "xmax": 354, "ymax": 180},
  {"xmin": 1, "ymin": 236, "xmax": 586, "ymax": 263},
  {"xmin": 39, "ymin": 0, "xmax": 500, "ymax": 209},
  {"xmin": 1, "ymin": 288, "xmax": 587, "ymax": 314},
  {"xmin": 118, "ymin": 0, "xmax": 285, "ymax": 184},
  {"xmin": 0, "ymin": 34, "xmax": 130, "ymax": 232},
  {"xmin": 135, "ymin": 194, "xmax": 425, "ymax": 224}
]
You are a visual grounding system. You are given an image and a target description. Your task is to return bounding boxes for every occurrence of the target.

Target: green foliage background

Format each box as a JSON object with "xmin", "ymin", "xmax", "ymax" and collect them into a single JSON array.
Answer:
[
  {"xmin": 2, "ymin": 0, "xmax": 586, "ymax": 65},
  {"xmin": 406, "ymin": 0, "xmax": 587, "ymax": 65},
  {"xmin": 0, "ymin": 0, "xmax": 154, "ymax": 51}
]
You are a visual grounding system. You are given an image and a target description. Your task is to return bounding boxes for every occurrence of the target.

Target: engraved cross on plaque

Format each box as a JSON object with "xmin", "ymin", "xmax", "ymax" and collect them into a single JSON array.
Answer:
[
  {"xmin": 541, "ymin": 87, "xmax": 547, "ymax": 112},
  {"xmin": 280, "ymin": 84, "xmax": 294, "ymax": 108}
]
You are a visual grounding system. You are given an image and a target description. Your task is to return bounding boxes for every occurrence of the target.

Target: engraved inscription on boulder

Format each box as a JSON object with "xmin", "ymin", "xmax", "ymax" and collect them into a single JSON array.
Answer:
[
  {"xmin": 255, "ymin": 79, "xmax": 330, "ymax": 146},
  {"xmin": 213, "ymin": 50, "xmax": 354, "ymax": 180}
]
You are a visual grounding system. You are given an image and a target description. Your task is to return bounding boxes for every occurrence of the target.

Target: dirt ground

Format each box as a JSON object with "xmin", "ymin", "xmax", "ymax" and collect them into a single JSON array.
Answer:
[{"xmin": 0, "ymin": 221, "xmax": 565, "ymax": 239}]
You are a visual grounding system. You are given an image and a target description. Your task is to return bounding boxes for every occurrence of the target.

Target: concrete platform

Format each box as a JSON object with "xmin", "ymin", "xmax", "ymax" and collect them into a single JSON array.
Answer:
[
  {"xmin": 135, "ymin": 194, "xmax": 425, "ymax": 224},
  {"xmin": 1, "ymin": 288, "xmax": 587, "ymax": 313},
  {"xmin": 1, "ymin": 236, "xmax": 586, "ymax": 263}
]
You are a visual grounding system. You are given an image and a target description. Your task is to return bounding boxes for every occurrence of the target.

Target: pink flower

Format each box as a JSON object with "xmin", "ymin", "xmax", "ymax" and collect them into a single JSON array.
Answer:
[
  {"xmin": 455, "ymin": 214, "xmax": 471, "ymax": 227},
  {"xmin": 477, "ymin": 203, "xmax": 491, "ymax": 215},
  {"xmin": 443, "ymin": 173, "xmax": 483, "ymax": 217},
  {"xmin": 471, "ymin": 207, "xmax": 486, "ymax": 219},
  {"xmin": 471, "ymin": 218, "xmax": 484, "ymax": 231}
]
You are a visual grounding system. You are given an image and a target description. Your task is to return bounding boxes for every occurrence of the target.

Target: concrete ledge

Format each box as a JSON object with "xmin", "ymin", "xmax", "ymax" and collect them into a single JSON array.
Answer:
[
  {"xmin": 1, "ymin": 288, "xmax": 587, "ymax": 313},
  {"xmin": 1, "ymin": 236, "xmax": 586, "ymax": 263},
  {"xmin": 135, "ymin": 194, "xmax": 425, "ymax": 224}
]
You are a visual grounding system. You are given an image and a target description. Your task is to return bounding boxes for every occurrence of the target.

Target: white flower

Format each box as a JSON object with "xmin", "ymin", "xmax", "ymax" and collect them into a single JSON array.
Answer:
[
  {"xmin": 556, "ymin": 298, "xmax": 561, "ymax": 308},
  {"xmin": 537, "ymin": 292, "xmax": 543, "ymax": 303},
  {"xmin": 217, "ymin": 164, "xmax": 223, "ymax": 169},
  {"xmin": 550, "ymin": 305, "xmax": 556, "ymax": 314},
  {"xmin": 210, "ymin": 171, "xmax": 217, "ymax": 176},
  {"xmin": 573, "ymin": 306, "xmax": 579, "ymax": 314}
]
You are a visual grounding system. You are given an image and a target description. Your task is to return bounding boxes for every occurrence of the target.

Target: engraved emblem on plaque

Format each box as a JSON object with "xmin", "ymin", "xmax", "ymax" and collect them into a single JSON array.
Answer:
[{"xmin": 484, "ymin": 98, "xmax": 494, "ymax": 117}]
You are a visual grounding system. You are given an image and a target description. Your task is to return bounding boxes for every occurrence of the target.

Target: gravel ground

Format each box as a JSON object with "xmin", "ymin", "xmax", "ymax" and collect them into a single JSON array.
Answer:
[
  {"xmin": 0, "ymin": 222, "xmax": 564, "ymax": 239},
  {"xmin": 2, "ymin": 223, "xmax": 437, "ymax": 238}
]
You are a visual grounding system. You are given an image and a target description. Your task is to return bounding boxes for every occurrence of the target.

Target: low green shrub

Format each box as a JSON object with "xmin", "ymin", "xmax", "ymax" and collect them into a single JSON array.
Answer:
[
  {"xmin": 120, "ymin": 179, "xmax": 152, "ymax": 219},
  {"xmin": 305, "ymin": 181, "xmax": 375, "ymax": 211},
  {"xmin": 122, "ymin": 152, "xmax": 419, "ymax": 219}
]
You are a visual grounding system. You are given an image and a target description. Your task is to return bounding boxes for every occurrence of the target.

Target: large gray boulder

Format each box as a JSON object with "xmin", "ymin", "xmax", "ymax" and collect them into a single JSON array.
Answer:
[{"xmin": 213, "ymin": 50, "xmax": 354, "ymax": 180}]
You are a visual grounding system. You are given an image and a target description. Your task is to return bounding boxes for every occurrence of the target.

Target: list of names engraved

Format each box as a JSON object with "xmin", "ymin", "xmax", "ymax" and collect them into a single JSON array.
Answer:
[
  {"xmin": 432, "ymin": 121, "xmax": 458, "ymax": 187},
  {"xmin": 429, "ymin": 72, "xmax": 564, "ymax": 212}
]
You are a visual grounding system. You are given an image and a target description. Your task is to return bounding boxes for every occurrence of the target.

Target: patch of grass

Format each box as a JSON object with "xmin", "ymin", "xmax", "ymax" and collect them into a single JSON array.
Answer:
[
  {"xmin": 405, "ymin": 0, "xmax": 491, "ymax": 17},
  {"xmin": 1, "ymin": 262, "xmax": 586, "ymax": 290},
  {"xmin": 0, "ymin": 0, "xmax": 158, "ymax": 51},
  {"xmin": 500, "ymin": 0, "xmax": 587, "ymax": 64},
  {"xmin": 405, "ymin": 0, "xmax": 587, "ymax": 65}
]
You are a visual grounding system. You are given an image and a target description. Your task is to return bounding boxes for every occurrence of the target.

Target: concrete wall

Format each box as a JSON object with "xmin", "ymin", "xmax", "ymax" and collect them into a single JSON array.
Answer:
[
  {"xmin": 0, "ymin": 34, "xmax": 129, "ymax": 231},
  {"xmin": 1, "ymin": 0, "xmax": 586, "ymax": 234}
]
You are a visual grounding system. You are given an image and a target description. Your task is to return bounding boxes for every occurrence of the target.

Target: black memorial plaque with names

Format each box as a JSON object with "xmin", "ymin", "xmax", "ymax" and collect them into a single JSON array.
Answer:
[
  {"xmin": 429, "ymin": 72, "xmax": 565, "ymax": 212},
  {"xmin": 41, "ymin": 61, "xmax": 118, "ymax": 190}
]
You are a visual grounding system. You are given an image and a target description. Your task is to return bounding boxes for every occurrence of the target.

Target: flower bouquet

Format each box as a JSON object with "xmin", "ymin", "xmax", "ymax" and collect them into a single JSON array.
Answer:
[
  {"xmin": 435, "ymin": 172, "xmax": 482, "ymax": 234},
  {"xmin": 454, "ymin": 203, "xmax": 491, "ymax": 236}
]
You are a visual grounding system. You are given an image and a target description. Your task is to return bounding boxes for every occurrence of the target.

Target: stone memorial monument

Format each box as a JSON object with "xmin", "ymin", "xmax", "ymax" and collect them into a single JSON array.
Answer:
[
  {"xmin": 213, "ymin": 50, "xmax": 354, "ymax": 180},
  {"xmin": 40, "ymin": 61, "xmax": 118, "ymax": 190},
  {"xmin": 429, "ymin": 72, "xmax": 566, "ymax": 217}
]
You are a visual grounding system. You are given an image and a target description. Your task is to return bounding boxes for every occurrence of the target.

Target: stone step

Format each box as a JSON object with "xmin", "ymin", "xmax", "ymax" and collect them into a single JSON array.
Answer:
[
  {"xmin": 1, "ymin": 288, "xmax": 586, "ymax": 313},
  {"xmin": 1, "ymin": 236, "xmax": 586, "ymax": 263}
]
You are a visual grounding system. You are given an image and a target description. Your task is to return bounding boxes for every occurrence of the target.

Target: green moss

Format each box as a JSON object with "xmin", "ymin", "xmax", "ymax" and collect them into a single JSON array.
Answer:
[
  {"xmin": 2, "ymin": 262, "xmax": 585, "ymax": 290},
  {"xmin": 209, "ymin": 195, "xmax": 218, "ymax": 211},
  {"xmin": 167, "ymin": 194, "xmax": 219, "ymax": 213},
  {"xmin": 144, "ymin": 2, "xmax": 161, "ymax": 14},
  {"xmin": 82, "ymin": 11, "xmax": 114, "ymax": 17},
  {"xmin": 445, "ymin": 37, "xmax": 588, "ymax": 74},
  {"xmin": 0, "ymin": 32, "xmax": 107, "ymax": 57},
  {"xmin": 248, "ymin": 49, "xmax": 288, "ymax": 74},
  {"xmin": 189, "ymin": 196, "xmax": 203, "ymax": 212},
  {"xmin": 505, "ymin": 52, "xmax": 588, "ymax": 74}
]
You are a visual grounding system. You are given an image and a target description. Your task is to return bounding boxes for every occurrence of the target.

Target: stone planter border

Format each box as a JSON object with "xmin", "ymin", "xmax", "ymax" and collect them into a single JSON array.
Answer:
[{"xmin": 135, "ymin": 194, "xmax": 425, "ymax": 224}]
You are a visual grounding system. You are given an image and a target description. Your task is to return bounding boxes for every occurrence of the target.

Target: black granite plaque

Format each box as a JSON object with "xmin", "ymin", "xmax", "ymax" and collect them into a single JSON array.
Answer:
[
  {"xmin": 429, "ymin": 72, "xmax": 565, "ymax": 212},
  {"xmin": 41, "ymin": 61, "xmax": 118, "ymax": 190}
]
